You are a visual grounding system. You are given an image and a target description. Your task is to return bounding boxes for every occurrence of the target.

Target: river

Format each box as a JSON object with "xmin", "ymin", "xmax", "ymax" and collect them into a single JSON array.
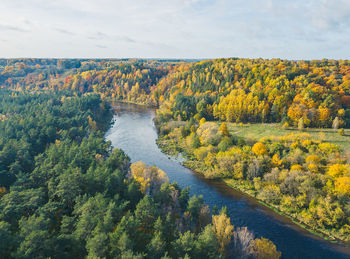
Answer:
[{"xmin": 105, "ymin": 102, "xmax": 350, "ymax": 259}]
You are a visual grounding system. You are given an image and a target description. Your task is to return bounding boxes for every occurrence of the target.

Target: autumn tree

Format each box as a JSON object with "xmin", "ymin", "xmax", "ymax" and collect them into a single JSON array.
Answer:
[
  {"xmin": 130, "ymin": 161, "xmax": 169, "ymax": 195},
  {"xmin": 212, "ymin": 212, "xmax": 234, "ymax": 256},
  {"xmin": 249, "ymin": 237, "xmax": 281, "ymax": 259},
  {"xmin": 327, "ymin": 164, "xmax": 350, "ymax": 178},
  {"xmin": 252, "ymin": 142, "xmax": 267, "ymax": 156},
  {"xmin": 335, "ymin": 177, "xmax": 350, "ymax": 195},
  {"xmin": 219, "ymin": 123, "xmax": 230, "ymax": 136}
]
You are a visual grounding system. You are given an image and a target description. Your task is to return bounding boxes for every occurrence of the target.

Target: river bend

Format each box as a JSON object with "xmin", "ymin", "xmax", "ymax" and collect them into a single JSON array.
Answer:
[{"xmin": 105, "ymin": 103, "xmax": 350, "ymax": 259}]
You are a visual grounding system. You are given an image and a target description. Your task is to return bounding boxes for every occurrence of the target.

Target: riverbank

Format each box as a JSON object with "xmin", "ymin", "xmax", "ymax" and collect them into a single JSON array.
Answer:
[
  {"xmin": 222, "ymin": 179, "xmax": 345, "ymax": 242},
  {"xmin": 156, "ymin": 135, "xmax": 350, "ymax": 246},
  {"xmin": 107, "ymin": 98, "xmax": 157, "ymax": 108},
  {"xmin": 107, "ymin": 102, "xmax": 350, "ymax": 258}
]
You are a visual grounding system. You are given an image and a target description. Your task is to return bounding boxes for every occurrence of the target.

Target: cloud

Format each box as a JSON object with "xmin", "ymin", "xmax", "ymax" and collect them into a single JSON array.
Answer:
[
  {"xmin": 95, "ymin": 44, "xmax": 107, "ymax": 49},
  {"xmin": 87, "ymin": 31, "xmax": 111, "ymax": 40},
  {"xmin": 87, "ymin": 32, "xmax": 137, "ymax": 44},
  {"xmin": 309, "ymin": 0, "xmax": 350, "ymax": 31},
  {"xmin": 0, "ymin": 0, "xmax": 349, "ymax": 59},
  {"xmin": 116, "ymin": 36, "xmax": 136, "ymax": 43},
  {"xmin": 53, "ymin": 27, "xmax": 76, "ymax": 36},
  {"xmin": 257, "ymin": 0, "xmax": 350, "ymax": 32},
  {"xmin": 0, "ymin": 24, "xmax": 29, "ymax": 32}
]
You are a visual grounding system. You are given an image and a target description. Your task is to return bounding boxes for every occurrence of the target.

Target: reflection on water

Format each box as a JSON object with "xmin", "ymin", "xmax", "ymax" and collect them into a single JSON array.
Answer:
[{"xmin": 105, "ymin": 102, "xmax": 350, "ymax": 259}]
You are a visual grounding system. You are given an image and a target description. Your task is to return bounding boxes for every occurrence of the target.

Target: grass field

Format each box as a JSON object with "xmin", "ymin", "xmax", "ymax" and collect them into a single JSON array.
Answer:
[{"xmin": 220, "ymin": 122, "xmax": 350, "ymax": 153}]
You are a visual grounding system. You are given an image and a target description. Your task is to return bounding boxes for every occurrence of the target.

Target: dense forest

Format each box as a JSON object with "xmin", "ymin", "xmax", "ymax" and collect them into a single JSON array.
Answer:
[
  {"xmin": 3, "ymin": 58, "xmax": 350, "ymax": 128},
  {"xmin": 2, "ymin": 57, "xmax": 350, "ymax": 256},
  {"xmin": 154, "ymin": 58, "xmax": 350, "ymax": 128},
  {"xmin": 0, "ymin": 58, "xmax": 174, "ymax": 106},
  {"xmin": 0, "ymin": 88, "xmax": 281, "ymax": 258}
]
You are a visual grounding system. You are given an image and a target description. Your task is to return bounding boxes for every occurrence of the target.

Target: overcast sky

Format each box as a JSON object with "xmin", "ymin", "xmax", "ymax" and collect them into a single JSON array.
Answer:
[{"xmin": 0, "ymin": 0, "xmax": 349, "ymax": 59}]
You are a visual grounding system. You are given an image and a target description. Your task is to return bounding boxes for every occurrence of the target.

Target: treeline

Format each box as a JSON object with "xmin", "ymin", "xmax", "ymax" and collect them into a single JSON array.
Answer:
[
  {"xmin": 154, "ymin": 58, "xmax": 350, "ymax": 128},
  {"xmin": 0, "ymin": 89, "xmax": 281, "ymax": 258},
  {"xmin": 0, "ymin": 59, "xmax": 82, "ymax": 89},
  {"xmin": 2, "ymin": 58, "xmax": 350, "ymax": 128},
  {"xmin": 61, "ymin": 63, "xmax": 169, "ymax": 105},
  {"xmin": 0, "ymin": 59, "xmax": 177, "ymax": 106}
]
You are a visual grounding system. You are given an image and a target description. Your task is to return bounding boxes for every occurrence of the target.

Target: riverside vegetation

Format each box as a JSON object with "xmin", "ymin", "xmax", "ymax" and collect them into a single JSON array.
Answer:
[
  {"xmin": 152, "ymin": 59, "xmax": 350, "ymax": 243},
  {"xmin": 2, "ymin": 57, "xmax": 350, "ymax": 256}
]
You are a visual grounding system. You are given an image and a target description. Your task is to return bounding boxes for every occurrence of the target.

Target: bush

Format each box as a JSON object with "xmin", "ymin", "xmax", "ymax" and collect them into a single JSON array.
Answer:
[
  {"xmin": 218, "ymin": 136, "xmax": 233, "ymax": 152},
  {"xmin": 281, "ymin": 122, "xmax": 289, "ymax": 129}
]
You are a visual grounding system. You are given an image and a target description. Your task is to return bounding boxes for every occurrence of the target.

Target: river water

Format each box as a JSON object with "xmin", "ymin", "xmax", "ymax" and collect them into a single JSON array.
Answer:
[{"xmin": 105, "ymin": 102, "xmax": 350, "ymax": 259}]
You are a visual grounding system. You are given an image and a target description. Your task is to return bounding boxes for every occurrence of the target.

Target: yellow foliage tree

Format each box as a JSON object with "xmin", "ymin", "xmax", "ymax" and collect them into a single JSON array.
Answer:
[
  {"xmin": 335, "ymin": 177, "xmax": 350, "ymax": 195},
  {"xmin": 252, "ymin": 142, "xmax": 267, "ymax": 156},
  {"xmin": 306, "ymin": 154, "xmax": 320, "ymax": 164},
  {"xmin": 219, "ymin": 122, "xmax": 230, "ymax": 136},
  {"xmin": 216, "ymin": 89, "xmax": 266, "ymax": 122},
  {"xmin": 88, "ymin": 115, "xmax": 97, "ymax": 131},
  {"xmin": 196, "ymin": 122, "xmax": 219, "ymax": 145},
  {"xmin": 271, "ymin": 154, "xmax": 282, "ymax": 167},
  {"xmin": 199, "ymin": 117, "xmax": 206, "ymax": 126},
  {"xmin": 338, "ymin": 128, "xmax": 345, "ymax": 136},
  {"xmin": 130, "ymin": 161, "xmax": 169, "ymax": 195},
  {"xmin": 291, "ymin": 164, "xmax": 303, "ymax": 171},
  {"xmin": 318, "ymin": 107, "xmax": 331, "ymax": 127},
  {"xmin": 307, "ymin": 163, "xmax": 319, "ymax": 173},
  {"xmin": 327, "ymin": 164, "xmax": 350, "ymax": 178},
  {"xmin": 249, "ymin": 237, "xmax": 282, "ymax": 259},
  {"xmin": 212, "ymin": 213, "xmax": 234, "ymax": 256}
]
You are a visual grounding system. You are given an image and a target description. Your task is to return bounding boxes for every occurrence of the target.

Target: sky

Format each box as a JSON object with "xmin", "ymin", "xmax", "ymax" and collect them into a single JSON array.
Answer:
[{"xmin": 0, "ymin": 0, "xmax": 350, "ymax": 59}]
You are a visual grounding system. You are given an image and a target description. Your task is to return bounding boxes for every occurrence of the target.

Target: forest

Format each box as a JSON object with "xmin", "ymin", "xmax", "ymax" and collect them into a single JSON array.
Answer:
[
  {"xmin": 2, "ymin": 58, "xmax": 350, "ymax": 128},
  {"xmin": 1, "ymin": 57, "xmax": 350, "ymax": 256},
  {"xmin": 0, "ymin": 87, "xmax": 280, "ymax": 257}
]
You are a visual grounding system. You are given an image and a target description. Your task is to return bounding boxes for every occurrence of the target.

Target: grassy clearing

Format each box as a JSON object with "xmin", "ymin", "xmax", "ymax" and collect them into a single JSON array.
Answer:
[{"xmin": 221, "ymin": 122, "xmax": 350, "ymax": 152}]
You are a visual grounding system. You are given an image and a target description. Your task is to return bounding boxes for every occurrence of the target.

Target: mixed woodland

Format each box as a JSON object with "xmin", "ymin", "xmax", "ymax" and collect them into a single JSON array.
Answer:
[
  {"xmin": 0, "ymin": 59, "xmax": 282, "ymax": 258},
  {"xmin": 2, "ymin": 57, "xmax": 350, "ymax": 256}
]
